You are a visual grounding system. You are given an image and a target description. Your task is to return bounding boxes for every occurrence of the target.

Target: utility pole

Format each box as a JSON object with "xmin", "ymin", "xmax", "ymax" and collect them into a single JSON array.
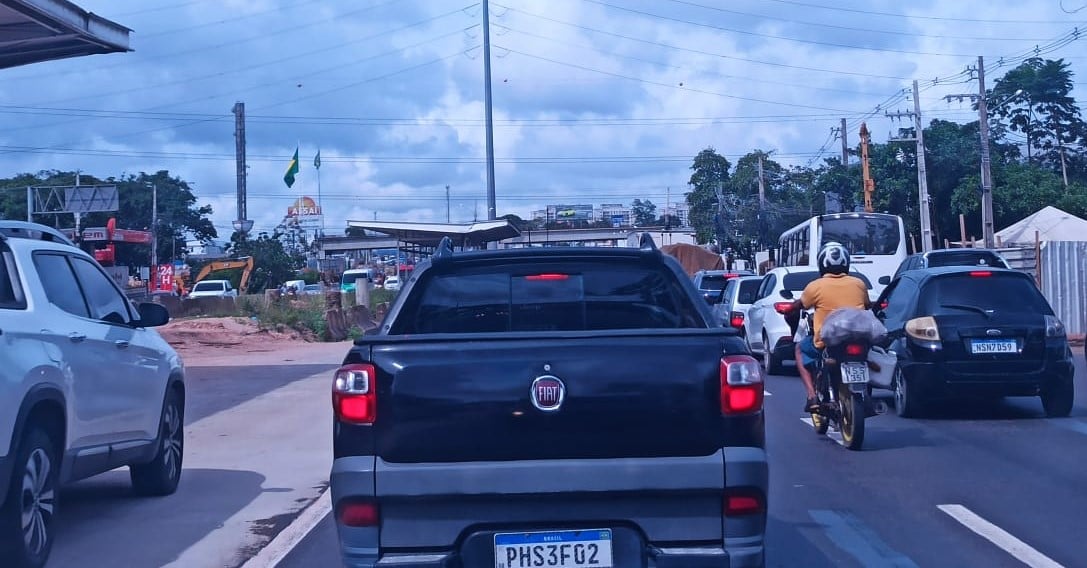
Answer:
[
  {"xmin": 757, "ymin": 155, "xmax": 766, "ymax": 206},
  {"xmin": 151, "ymin": 183, "xmax": 158, "ymax": 280},
  {"xmin": 838, "ymin": 118, "xmax": 849, "ymax": 165},
  {"xmin": 977, "ymin": 57, "xmax": 995, "ymax": 248},
  {"xmin": 886, "ymin": 81, "xmax": 934, "ymax": 252},
  {"xmin": 446, "ymin": 185, "xmax": 451, "ymax": 223},
  {"xmin": 482, "ymin": 0, "xmax": 497, "ymax": 222}
]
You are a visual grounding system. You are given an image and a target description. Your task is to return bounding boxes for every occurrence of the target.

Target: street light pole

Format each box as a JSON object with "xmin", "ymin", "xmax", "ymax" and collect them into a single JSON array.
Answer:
[{"xmin": 482, "ymin": 0, "xmax": 497, "ymax": 221}]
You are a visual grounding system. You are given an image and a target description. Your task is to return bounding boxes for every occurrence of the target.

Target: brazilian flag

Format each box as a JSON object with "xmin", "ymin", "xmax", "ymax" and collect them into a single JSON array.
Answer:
[{"xmin": 284, "ymin": 147, "xmax": 300, "ymax": 188}]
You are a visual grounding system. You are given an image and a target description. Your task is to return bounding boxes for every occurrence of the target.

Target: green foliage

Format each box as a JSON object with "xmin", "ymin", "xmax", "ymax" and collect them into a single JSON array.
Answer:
[
  {"xmin": 229, "ymin": 231, "xmax": 304, "ymax": 293},
  {"xmin": 630, "ymin": 199, "xmax": 657, "ymax": 226},
  {"xmin": 686, "ymin": 148, "xmax": 732, "ymax": 243}
]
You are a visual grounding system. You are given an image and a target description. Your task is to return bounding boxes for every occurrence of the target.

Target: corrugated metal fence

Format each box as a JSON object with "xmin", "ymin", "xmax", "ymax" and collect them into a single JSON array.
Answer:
[{"xmin": 1038, "ymin": 241, "xmax": 1087, "ymax": 337}]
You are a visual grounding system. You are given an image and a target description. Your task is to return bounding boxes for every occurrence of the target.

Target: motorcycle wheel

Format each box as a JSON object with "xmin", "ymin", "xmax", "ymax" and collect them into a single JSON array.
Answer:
[{"xmin": 839, "ymin": 390, "xmax": 866, "ymax": 451}]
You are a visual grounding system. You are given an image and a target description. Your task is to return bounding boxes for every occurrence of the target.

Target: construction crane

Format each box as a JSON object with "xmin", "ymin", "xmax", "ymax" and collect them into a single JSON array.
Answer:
[
  {"xmin": 859, "ymin": 122, "xmax": 875, "ymax": 213},
  {"xmin": 177, "ymin": 257, "xmax": 255, "ymax": 296}
]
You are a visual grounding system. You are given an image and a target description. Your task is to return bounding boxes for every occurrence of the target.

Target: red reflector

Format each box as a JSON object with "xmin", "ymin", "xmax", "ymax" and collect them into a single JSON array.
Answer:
[
  {"xmin": 970, "ymin": 271, "xmax": 992, "ymax": 277},
  {"xmin": 725, "ymin": 491, "xmax": 764, "ymax": 516},
  {"xmin": 845, "ymin": 344, "xmax": 864, "ymax": 356},
  {"xmin": 336, "ymin": 395, "xmax": 375, "ymax": 423},
  {"xmin": 773, "ymin": 302, "xmax": 794, "ymax": 314},
  {"xmin": 730, "ymin": 312, "xmax": 745, "ymax": 328},
  {"xmin": 879, "ymin": 300, "xmax": 889, "ymax": 310},
  {"xmin": 525, "ymin": 273, "xmax": 569, "ymax": 281},
  {"xmin": 339, "ymin": 500, "xmax": 379, "ymax": 527}
]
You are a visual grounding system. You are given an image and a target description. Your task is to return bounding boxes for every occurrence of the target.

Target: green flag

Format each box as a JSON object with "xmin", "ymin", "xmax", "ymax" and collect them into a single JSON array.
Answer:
[
  {"xmin": 314, "ymin": 149, "xmax": 321, "ymax": 170},
  {"xmin": 284, "ymin": 147, "xmax": 300, "ymax": 188}
]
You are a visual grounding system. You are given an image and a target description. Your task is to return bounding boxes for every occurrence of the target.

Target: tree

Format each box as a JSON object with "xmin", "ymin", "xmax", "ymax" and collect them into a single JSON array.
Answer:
[
  {"xmin": 631, "ymin": 199, "xmax": 657, "ymax": 226},
  {"xmin": 686, "ymin": 148, "xmax": 732, "ymax": 244},
  {"xmin": 988, "ymin": 58, "xmax": 1086, "ymax": 178},
  {"xmin": 0, "ymin": 169, "xmax": 216, "ymax": 267},
  {"xmin": 228, "ymin": 230, "xmax": 304, "ymax": 292}
]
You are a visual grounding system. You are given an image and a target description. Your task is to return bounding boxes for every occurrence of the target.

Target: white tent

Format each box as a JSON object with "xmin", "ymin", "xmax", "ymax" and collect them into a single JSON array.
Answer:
[{"xmin": 994, "ymin": 206, "xmax": 1087, "ymax": 246}]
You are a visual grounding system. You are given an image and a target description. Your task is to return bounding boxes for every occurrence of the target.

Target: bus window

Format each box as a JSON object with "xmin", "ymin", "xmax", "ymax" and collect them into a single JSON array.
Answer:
[{"xmin": 821, "ymin": 217, "xmax": 900, "ymax": 255}]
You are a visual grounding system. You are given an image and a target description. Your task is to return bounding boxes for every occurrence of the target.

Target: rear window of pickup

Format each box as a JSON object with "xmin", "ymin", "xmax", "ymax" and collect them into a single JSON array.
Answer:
[{"xmin": 391, "ymin": 261, "xmax": 705, "ymax": 334}]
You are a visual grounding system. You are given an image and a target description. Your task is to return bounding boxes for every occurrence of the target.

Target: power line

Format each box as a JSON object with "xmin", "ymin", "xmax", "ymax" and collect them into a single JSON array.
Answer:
[
  {"xmin": 660, "ymin": 0, "xmax": 1064, "ymax": 42},
  {"xmin": 759, "ymin": 0, "xmax": 1087, "ymax": 24},
  {"xmin": 582, "ymin": 0, "xmax": 981, "ymax": 57},
  {"xmin": 494, "ymin": 3, "xmax": 915, "ymax": 81}
]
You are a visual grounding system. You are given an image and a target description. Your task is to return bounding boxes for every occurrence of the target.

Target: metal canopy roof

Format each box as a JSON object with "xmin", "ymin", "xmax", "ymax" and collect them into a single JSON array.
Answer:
[
  {"xmin": 344, "ymin": 220, "xmax": 520, "ymax": 248},
  {"xmin": 0, "ymin": 0, "xmax": 130, "ymax": 69}
]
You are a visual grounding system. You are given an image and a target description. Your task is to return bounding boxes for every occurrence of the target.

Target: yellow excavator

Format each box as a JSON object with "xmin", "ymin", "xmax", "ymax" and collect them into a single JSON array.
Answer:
[{"xmin": 176, "ymin": 257, "xmax": 255, "ymax": 296}]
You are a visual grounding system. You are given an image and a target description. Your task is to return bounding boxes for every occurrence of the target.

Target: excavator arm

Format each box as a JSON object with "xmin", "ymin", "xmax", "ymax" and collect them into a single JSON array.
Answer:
[{"xmin": 182, "ymin": 257, "xmax": 255, "ymax": 295}]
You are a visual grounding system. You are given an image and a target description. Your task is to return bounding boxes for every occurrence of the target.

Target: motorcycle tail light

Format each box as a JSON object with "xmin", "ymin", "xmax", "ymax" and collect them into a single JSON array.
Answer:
[{"xmin": 845, "ymin": 344, "xmax": 864, "ymax": 356}]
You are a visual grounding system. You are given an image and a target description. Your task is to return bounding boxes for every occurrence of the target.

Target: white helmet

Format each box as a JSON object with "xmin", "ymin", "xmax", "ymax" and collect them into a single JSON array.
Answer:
[{"xmin": 817, "ymin": 241, "xmax": 850, "ymax": 275}]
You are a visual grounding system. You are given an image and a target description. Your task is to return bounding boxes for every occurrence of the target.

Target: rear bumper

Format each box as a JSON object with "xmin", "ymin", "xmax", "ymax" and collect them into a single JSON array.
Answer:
[
  {"xmin": 902, "ymin": 357, "xmax": 1074, "ymax": 398},
  {"xmin": 331, "ymin": 448, "xmax": 767, "ymax": 568}
]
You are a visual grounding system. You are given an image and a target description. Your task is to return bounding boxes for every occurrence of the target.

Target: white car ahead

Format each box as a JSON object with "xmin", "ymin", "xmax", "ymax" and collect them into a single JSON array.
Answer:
[
  {"xmin": 745, "ymin": 266, "xmax": 872, "ymax": 374},
  {"xmin": 382, "ymin": 275, "xmax": 401, "ymax": 291},
  {"xmin": 187, "ymin": 279, "xmax": 237, "ymax": 298}
]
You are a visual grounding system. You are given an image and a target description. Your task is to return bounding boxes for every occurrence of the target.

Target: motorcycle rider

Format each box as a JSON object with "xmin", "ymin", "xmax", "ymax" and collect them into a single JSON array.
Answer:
[{"xmin": 787, "ymin": 242, "xmax": 870, "ymax": 412}]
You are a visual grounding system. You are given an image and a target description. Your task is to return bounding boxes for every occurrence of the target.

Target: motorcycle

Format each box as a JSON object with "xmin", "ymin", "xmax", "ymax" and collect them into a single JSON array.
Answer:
[{"xmin": 779, "ymin": 297, "xmax": 887, "ymax": 451}]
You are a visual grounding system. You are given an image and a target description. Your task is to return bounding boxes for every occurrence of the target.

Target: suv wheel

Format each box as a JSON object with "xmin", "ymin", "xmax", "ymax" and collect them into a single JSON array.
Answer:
[
  {"xmin": 1040, "ymin": 378, "xmax": 1074, "ymax": 418},
  {"xmin": 0, "ymin": 427, "xmax": 58, "ymax": 568},
  {"xmin": 762, "ymin": 332, "xmax": 783, "ymax": 375},
  {"xmin": 130, "ymin": 389, "xmax": 184, "ymax": 496}
]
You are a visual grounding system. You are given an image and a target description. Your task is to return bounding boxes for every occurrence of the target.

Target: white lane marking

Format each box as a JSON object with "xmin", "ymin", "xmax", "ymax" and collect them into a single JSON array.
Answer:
[
  {"xmin": 938, "ymin": 504, "xmax": 1065, "ymax": 568},
  {"xmin": 241, "ymin": 489, "xmax": 331, "ymax": 568},
  {"xmin": 763, "ymin": 390, "xmax": 772, "ymax": 396},
  {"xmin": 801, "ymin": 416, "xmax": 844, "ymax": 447}
]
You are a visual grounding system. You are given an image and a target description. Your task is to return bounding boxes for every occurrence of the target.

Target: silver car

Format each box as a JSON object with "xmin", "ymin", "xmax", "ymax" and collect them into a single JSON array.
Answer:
[{"xmin": 0, "ymin": 222, "xmax": 184, "ymax": 568}]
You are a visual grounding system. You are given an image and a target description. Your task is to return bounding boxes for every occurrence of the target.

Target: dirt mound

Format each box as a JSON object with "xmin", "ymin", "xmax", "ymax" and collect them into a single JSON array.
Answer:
[{"xmin": 159, "ymin": 317, "xmax": 311, "ymax": 352}]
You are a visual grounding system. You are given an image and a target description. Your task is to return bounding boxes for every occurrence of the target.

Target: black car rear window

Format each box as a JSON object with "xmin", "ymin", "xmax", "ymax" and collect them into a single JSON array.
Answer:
[
  {"xmin": 393, "ymin": 261, "xmax": 705, "ymax": 333},
  {"xmin": 926, "ymin": 251, "xmax": 1004, "ymax": 268},
  {"xmin": 921, "ymin": 273, "xmax": 1051, "ymax": 315},
  {"xmin": 782, "ymin": 271, "xmax": 872, "ymax": 291},
  {"xmin": 699, "ymin": 275, "xmax": 729, "ymax": 291},
  {"xmin": 737, "ymin": 279, "xmax": 761, "ymax": 304}
]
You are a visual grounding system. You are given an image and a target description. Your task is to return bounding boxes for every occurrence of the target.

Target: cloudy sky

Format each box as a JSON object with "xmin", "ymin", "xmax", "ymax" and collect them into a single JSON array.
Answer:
[{"xmin": 2, "ymin": 0, "xmax": 1085, "ymax": 239}]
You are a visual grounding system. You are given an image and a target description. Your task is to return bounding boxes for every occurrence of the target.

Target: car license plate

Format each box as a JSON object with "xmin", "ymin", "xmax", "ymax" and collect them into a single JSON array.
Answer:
[
  {"xmin": 841, "ymin": 362, "xmax": 869, "ymax": 383},
  {"xmin": 971, "ymin": 339, "xmax": 1017, "ymax": 354},
  {"xmin": 495, "ymin": 529, "xmax": 613, "ymax": 568}
]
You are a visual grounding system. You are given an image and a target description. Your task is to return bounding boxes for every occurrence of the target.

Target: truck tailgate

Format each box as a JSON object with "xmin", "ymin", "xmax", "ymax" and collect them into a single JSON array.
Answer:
[{"xmin": 361, "ymin": 331, "xmax": 741, "ymax": 463}]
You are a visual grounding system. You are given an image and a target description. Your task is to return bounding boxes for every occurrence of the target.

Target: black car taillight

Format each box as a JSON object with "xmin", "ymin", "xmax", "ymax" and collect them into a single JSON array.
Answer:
[
  {"xmin": 333, "ymin": 364, "xmax": 376, "ymax": 424},
  {"xmin": 720, "ymin": 356, "xmax": 764, "ymax": 415}
]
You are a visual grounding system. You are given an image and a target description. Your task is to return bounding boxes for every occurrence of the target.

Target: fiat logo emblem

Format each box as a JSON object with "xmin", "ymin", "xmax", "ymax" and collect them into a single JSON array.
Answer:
[{"xmin": 530, "ymin": 375, "xmax": 565, "ymax": 412}]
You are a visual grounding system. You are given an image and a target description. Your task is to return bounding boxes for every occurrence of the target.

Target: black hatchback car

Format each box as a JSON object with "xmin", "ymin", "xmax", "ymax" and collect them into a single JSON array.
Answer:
[
  {"xmin": 875, "ymin": 267, "xmax": 1074, "ymax": 418},
  {"xmin": 887, "ymin": 248, "xmax": 1010, "ymax": 283}
]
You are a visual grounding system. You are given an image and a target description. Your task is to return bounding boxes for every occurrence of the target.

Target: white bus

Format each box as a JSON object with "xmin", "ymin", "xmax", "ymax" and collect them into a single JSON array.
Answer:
[{"xmin": 776, "ymin": 212, "xmax": 907, "ymax": 299}]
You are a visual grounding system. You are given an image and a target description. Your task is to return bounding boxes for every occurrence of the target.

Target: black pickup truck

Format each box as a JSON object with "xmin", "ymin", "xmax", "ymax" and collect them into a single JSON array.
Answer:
[{"xmin": 329, "ymin": 236, "xmax": 768, "ymax": 568}]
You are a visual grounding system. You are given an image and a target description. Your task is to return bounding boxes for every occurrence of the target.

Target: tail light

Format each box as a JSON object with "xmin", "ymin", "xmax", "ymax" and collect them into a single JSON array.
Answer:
[
  {"xmin": 970, "ymin": 271, "xmax": 992, "ymax": 277},
  {"xmin": 729, "ymin": 311, "xmax": 745, "ymax": 328},
  {"xmin": 1045, "ymin": 315, "xmax": 1066, "ymax": 338},
  {"xmin": 724, "ymin": 488, "xmax": 765, "ymax": 516},
  {"xmin": 333, "ymin": 364, "xmax": 377, "ymax": 424},
  {"xmin": 720, "ymin": 356, "xmax": 764, "ymax": 414},
  {"xmin": 525, "ymin": 273, "xmax": 570, "ymax": 281},
  {"xmin": 773, "ymin": 302, "xmax": 794, "ymax": 314},
  {"xmin": 845, "ymin": 344, "xmax": 864, "ymax": 356},
  {"xmin": 879, "ymin": 299, "xmax": 889, "ymax": 310},
  {"xmin": 338, "ymin": 499, "xmax": 380, "ymax": 527},
  {"xmin": 906, "ymin": 316, "xmax": 941, "ymax": 344}
]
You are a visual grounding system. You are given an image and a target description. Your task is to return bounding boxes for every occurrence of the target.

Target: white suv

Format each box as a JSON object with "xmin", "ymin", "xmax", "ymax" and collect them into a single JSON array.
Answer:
[
  {"xmin": 0, "ymin": 222, "xmax": 185, "ymax": 568},
  {"xmin": 745, "ymin": 266, "xmax": 872, "ymax": 374},
  {"xmin": 187, "ymin": 279, "xmax": 237, "ymax": 298}
]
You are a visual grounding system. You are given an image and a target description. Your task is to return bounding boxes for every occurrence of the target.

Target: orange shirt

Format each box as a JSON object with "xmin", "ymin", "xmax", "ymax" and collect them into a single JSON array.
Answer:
[{"xmin": 800, "ymin": 274, "xmax": 869, "ymax": 348}]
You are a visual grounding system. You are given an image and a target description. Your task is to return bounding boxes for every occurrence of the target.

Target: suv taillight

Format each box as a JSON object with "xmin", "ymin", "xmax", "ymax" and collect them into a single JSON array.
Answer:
[
  {"xmin": 730, "ymin": 311, "xmax": 745, "ymax": 328},
  {"xmin": 333, "ymin": 364, "xmax": 376, "ymax": 424},
  {"xmin": 720, "ymin": 356, "xmax": 764, "ymax": 415}
]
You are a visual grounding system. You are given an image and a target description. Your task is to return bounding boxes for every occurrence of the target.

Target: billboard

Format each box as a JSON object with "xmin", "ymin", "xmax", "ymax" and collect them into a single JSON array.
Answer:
[
  {"xmin": 287, "ymin": 196, "xmax": 323, "ymax": 229},
  {"xmin": 548, "ymin": 204, "xmax": 593, "ymax": 222}
]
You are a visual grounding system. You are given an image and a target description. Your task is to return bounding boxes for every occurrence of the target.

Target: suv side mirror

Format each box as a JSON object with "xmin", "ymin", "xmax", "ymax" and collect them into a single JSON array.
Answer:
[
  {"xmin": 878, "ymin": 275, "xmax": 891, "ymax": 286},
  {"xmin": 137, "ymin": 302, "xmax": 170, "ymax": 327},
  {"xmin": 779, "ymin": 289, "xmax": 794, "ymax": 300}
]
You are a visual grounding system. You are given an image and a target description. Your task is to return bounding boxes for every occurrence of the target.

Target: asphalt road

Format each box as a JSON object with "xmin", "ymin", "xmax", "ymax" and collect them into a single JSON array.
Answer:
[{"xmin": 280, "ymin": 353, "xmax": 1087, "ymax": 568}]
